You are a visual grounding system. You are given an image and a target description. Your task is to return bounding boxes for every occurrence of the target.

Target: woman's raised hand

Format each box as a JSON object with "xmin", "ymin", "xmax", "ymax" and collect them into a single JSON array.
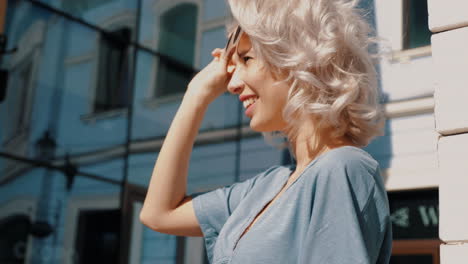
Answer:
[
  {"xmin": 140, "ymin": 50, "xmax": 235, "ymax": 238},
  {"xmin": 185, "ymin": 48, "xmax": 234, "ymax": 105}
]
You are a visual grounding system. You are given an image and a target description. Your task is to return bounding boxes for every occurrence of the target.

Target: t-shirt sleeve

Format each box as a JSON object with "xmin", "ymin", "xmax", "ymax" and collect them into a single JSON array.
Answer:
[
  {"xmin": 190, "ymin": 166, "xmax": 280, "ymax": 246},
  {"xmin": 299, "ymin": 159, "xmax": 391, "ymax": 264}
]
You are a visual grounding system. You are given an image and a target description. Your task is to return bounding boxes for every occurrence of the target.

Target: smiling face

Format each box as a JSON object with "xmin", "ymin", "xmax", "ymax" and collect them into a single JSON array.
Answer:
[{"xmin": 227, "ymin": 33, "xmax": 290, "ymax": 132}]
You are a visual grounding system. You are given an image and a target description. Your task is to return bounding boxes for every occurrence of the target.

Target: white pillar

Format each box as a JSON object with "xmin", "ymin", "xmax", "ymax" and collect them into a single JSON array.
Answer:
[{"xmin": 428, "ymin": 1, "xmax": 468, "ymax": 263}]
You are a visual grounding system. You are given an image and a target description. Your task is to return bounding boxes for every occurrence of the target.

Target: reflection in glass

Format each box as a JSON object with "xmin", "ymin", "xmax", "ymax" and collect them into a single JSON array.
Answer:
[
  {"xmin": 95, "ymin": 28, "xmax": 131, "ymax": 113},
  {"xmin": 36, "ymin": 0, "xmax": 137, "ymax": 35},
  {"xmin": 61, "ymin": 0, "xmax": 114, "ymax": 15},
  {"xmin": 0, "ymin": 214, "xmax": 30, "ymax": 263},
  {"xmin": 155, "ymin": 3, "xmax": 197, "ymax": 98},
  {"xmin": 13, "ymin": 62, "xmax": 33, "ymax": 135},
  {"xmin": 74, "ymin": 209, "xmax": 121, "ymax": 264},
  {"xmin": 1, "ymin": 0, "xmax": 293, "ymax": 263}
]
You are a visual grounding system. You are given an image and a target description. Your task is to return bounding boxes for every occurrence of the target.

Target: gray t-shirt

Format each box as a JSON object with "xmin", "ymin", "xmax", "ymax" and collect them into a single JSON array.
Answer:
[{"xmin": 191, "ymin": 146, "xmax": 392, "ymax": 264}]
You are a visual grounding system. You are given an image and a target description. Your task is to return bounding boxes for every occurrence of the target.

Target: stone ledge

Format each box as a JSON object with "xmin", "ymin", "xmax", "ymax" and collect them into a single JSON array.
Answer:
[{"xmin": 428, "ymin": 0, "xmax": 468, "ymax": 33}]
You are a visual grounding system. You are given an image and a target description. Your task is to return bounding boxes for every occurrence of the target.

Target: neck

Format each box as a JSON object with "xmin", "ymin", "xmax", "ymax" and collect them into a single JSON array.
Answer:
[{"xmin": 285, "ymin": 118, "xmax": 355, "ymax": 173}]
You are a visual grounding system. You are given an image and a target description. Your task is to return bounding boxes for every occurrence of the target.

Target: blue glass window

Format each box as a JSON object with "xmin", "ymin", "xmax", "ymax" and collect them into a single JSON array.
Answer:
[{"xmin": 155, "ymin": 3, "xmax": 198, "ymax": 98}]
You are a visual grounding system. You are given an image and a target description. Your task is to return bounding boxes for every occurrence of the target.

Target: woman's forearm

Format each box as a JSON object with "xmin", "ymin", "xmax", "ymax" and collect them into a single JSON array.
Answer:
[
  {"xmin": 140, "ymin": 95, "xmax": 208, "ymax": 226},
  {"xmin": 140, "ymin": 47, "xmax": 230, "ymax": 229}
]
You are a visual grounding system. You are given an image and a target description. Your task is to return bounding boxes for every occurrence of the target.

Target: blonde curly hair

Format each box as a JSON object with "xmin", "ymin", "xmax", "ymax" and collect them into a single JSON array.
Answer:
[{"xmin": 227, "ymin": 0, "xmax": 384, "ymax": 148}]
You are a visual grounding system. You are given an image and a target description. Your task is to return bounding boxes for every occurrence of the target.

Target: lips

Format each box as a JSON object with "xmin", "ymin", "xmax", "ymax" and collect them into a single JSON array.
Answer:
[
  {"xmin": 243, "ymin": 96, "xmax": 258, "ymax": 109},
  {"xmin": 239, "ymin": 94, "xmax": 258, "ymax": 118},
  {"xmin": 245, "ymin": 100, "xmax": 256, "ymax": 117},
  {"xmin": 239, "ymin": 94, "xmax": 258, "ymax": 102}
]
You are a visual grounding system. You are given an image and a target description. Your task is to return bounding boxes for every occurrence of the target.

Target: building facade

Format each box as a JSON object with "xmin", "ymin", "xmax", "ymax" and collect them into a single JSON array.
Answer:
[
  {"xmin": 428, "ymin": 0, "xmax": 468, "ymax": 263},
  {"xmin": 0, "ymin": 0, "xmax": 445, "ymax": 263}
]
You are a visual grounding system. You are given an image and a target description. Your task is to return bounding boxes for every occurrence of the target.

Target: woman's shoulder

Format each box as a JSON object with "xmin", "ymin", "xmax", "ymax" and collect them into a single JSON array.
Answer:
[
  {"xmin": 306, "ymin": 146, "xmax": 382, "ymax": 190},
  {"xmin": 318, "ymin": 145, "xmax": 379, "ymax": 172},
  {"xmin": 246, "ymin": 164, "xmax": 289, "ymax": 185},
  {"xmin": 312, "ymin": 146, "xmax": 385, "ymax": 210}
]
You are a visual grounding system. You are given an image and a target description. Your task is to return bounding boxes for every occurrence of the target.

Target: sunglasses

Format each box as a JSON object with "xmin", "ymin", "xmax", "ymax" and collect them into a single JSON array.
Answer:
[{"xmin": 224, "ymin": 26, "xmax": 243, "ymax": 59}]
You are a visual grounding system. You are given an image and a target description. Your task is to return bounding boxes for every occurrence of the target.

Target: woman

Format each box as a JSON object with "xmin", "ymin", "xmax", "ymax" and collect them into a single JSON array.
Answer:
[{"xmin": 140, "ymin": 0, "xmax": 392, "ymax": 263}]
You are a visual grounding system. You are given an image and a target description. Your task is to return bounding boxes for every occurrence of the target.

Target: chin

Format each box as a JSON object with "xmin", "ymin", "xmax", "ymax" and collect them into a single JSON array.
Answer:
[
  {"xmin": 250, "ymin": 125, "xmax": 270, "ymax": 133},
  {"xmin": 248, "ymin": 119, "xmax": 267, "ymax": 132},
  {"xmin": 249, "ymin": 118, "xmax": 282, "ymax": 133}
]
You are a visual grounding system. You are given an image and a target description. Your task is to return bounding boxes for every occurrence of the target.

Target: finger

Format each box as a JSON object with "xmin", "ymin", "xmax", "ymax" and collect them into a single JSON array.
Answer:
[
  {"xmin": 220, "ymin": 47, "xmax": 236, "ymax": 68},
  {"xmin": 212, "ymin": 52, "xmax": 222, "ymax": 61},
  {"xmin": 211, "ymin": 48, "xmax": 223, "ymax": 55}
]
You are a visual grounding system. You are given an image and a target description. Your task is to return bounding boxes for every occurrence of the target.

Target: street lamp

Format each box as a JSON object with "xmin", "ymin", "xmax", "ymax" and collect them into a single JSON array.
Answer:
[
  {"xmin": 63, "ymin": 153, "xmax": 77, "ymax": 191},
  {"xmin": 35, "ymin": 131, "xmax": 77, "ymax": 190},
  {"xmin": 34, "ymin": 130, "xmax": 57, "ymax": 161}
]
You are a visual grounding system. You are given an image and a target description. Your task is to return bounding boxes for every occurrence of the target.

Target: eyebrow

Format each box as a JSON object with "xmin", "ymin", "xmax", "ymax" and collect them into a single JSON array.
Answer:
[{"xmin": 237, "ymin": 47, "xmax": 250, "ymax": 57}]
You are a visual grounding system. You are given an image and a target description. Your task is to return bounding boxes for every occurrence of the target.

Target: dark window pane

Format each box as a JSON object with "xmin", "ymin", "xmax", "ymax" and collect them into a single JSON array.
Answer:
[
  {"xmin": 0, "ymin": 215, "xmax": 30, "ymax": 264},
  {"xmin": 388, "ymin": 189, "xmax": 438, "ymax": 239},
  {"xmin": 405, "ymin": 0, "xmax": 431, "ymax": 49},
  {"xmin": 6, "ymin": 61, "xmax": 33, "ymax": 139},
  {"xmin": 95, "ymin": 28, "xmax": 130, "ymax": 113},
  {"xmin": 0, "ymin": 70, "xmax": 7, "ymax": 103},
  {"xmin": 390, "ymin": 254, "xmax": 433, "ymax": 264},
  {"xmin": 156, "ymin": 56, "xmax": 195, "ymax": 98},
  {"xmin": 16, "ymin": 63, "xmax": 32, "ymax": 131},
  {"xmin": 155, "ymin": 4, "xmax": 197, "ymax": 98},
  {"xmin": 75, "ymin": 210, "xmax": 120, "ymax": 264}
]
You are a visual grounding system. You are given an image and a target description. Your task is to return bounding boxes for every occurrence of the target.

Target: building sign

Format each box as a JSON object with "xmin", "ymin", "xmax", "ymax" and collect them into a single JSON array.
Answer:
[{"xmin": 388, "ymin": 189, "xmax": 438, "ymax": 239}]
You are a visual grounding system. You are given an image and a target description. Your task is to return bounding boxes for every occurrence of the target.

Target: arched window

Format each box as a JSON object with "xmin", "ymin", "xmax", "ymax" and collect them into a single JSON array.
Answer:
[
  {"xmin": 155, "ymin": 3, "xmax": 198, "ymax": 98},
  {"xmin": 1, "ymin": 20, "xmax": 44, "ymax": 180}
]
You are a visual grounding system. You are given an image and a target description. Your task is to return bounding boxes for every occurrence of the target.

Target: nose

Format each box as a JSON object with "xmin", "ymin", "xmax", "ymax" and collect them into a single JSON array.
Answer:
[{"xmin": 227, "ymin": 66, "xmax": 244, "ymax": 95}]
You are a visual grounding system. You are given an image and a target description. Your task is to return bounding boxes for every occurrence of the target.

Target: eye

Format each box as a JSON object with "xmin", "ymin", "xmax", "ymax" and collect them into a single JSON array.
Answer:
[{"xmin": 242, "ymin": 56, "xmax": 252, "ymax": 63}]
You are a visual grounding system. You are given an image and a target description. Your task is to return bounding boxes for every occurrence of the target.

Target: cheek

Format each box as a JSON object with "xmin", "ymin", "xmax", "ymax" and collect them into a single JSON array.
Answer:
[
  {"xmin": 243, "ymin": 66, "xmax": 270, "ymax": 90},
  {"xmin": 269, "ymin": 85, "xmax": 290, "ymax": 111}
]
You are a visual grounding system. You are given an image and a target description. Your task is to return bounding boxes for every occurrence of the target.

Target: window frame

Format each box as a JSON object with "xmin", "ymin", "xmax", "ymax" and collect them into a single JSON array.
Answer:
[
  {"xmin": 93, "ymin": 27, "xmax": 132, "ymax": 114},
  {"xmin": 121, "ymin": 183, "xmax": 186, "ymax": 264},
  {"xmin": 391, "ymin": 239, "xmax": 441, "ymax": 264},
  {"xmin": 62, "ymin": 194, "xmax": 120, "ymax": 264},
  {"xmin": 1, "ymin": 20, "xmax": 44, "ymax": 182},
  {"xmin": 6, "ymin": 59, "xmax": 34, "ymax": 142},
  {"xmin": 145, "ymin": 0, "xmax": 202, "ymax": 107},
  {"xmin": 80, "ymin": 10, "xmax": 136, "ymax": 123},
  {"xmin": 390, "ymin": 0, "xmax": 432, "ymax": 63}
]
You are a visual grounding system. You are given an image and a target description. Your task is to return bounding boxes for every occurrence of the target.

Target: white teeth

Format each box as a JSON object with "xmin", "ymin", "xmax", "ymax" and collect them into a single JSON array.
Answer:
[{"xmin": 243, "ymin": 97, "xmax": 258, "ymax": 109}]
